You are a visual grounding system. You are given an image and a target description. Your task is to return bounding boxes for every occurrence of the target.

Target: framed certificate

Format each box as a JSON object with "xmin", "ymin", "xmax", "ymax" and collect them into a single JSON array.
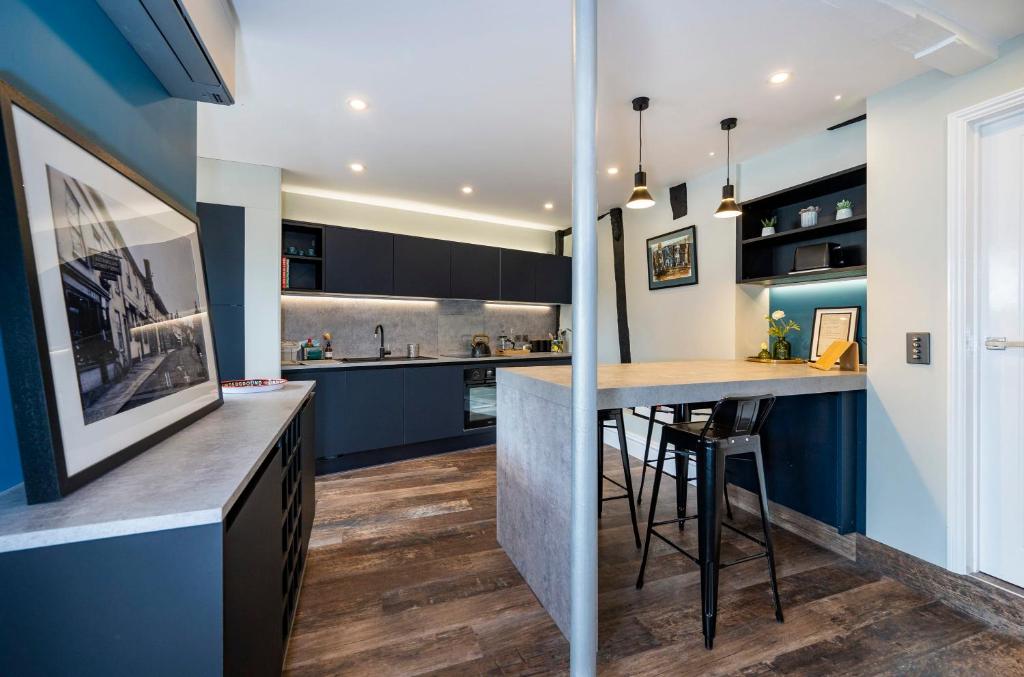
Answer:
[{"xmin": 810, "ymin": 306, "xmax": 861, "ymax": 362}]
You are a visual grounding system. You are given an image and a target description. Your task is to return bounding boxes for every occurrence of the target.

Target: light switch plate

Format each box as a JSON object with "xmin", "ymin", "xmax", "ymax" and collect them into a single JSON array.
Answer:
[{"xmin": 906, "ymin": 332, "xmax": 930, "ymax": 364}]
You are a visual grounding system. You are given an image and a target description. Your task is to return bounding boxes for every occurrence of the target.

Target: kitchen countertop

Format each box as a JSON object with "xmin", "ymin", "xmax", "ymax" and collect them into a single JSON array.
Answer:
[
  {"xmin": 0, "ymin": 381, "xmax": 314, "ymax": 554},
  {"xmin": 281, "ymin": 351, "xmax": 571, "ymax": 371},
  {"xmin": 498, "ymin": 359, "xmax": 866, "ymax": 408}
]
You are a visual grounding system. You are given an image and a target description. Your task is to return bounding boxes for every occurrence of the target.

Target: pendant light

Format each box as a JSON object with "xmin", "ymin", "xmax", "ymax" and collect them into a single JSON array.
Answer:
[
  {"xmin": 626, "ymin": 96, "xmax": 655, "ymax": 209},
  {"xmin": 714, "ymin": 117, "xmax": 742, "ymax": 219}
]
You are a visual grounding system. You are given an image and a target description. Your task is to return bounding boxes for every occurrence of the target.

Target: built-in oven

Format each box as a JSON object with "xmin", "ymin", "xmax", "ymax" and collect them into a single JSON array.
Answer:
[{"xmin": 463, "ymin": 366, "xmax": 497, "ymax": 430}]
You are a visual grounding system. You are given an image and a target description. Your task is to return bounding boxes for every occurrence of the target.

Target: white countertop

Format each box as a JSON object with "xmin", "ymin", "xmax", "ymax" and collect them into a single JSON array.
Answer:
[{"xmin": 0, "ymin": 381, "xmax": 314, "ymax": 553}]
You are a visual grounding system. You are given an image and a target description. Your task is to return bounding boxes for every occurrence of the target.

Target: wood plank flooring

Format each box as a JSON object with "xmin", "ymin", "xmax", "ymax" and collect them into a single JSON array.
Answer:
[{"xmin": 284, "ymin": 446, "xmax": 1024, "ymax": 676}]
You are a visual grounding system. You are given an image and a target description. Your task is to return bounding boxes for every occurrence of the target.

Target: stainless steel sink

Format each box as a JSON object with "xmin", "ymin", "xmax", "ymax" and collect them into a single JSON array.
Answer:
[{"xmin": 336, "ymin": 356, "xmax": 437, "ymax": 363}]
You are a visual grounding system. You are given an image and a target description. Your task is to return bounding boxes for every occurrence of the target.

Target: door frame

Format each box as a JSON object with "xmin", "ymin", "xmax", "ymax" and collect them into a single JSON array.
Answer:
[{"xmin": 946, "ymin": 86, "xmax": 1024, "ymax": 575}]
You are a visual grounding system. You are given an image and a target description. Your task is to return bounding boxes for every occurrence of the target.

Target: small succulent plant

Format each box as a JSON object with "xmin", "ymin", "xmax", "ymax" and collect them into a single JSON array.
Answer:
[
  {"xmin": 761, "ymin": 216, "xmax": 778, "ymax": 228},
  {"xmin": 837, "ymin": 199, "xmax": 852, "ymax": 210}
]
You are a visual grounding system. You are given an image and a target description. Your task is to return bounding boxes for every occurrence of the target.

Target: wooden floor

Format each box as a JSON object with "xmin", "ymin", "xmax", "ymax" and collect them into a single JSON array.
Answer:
[{"xmin": 284, "ymin": 446, "xmax": 1024, "ymax": 676}]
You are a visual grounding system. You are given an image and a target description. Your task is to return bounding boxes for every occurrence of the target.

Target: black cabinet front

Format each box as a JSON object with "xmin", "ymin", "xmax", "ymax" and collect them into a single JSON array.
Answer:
[
  {"xmin": 499, "ymin": 248, "xmax": 537, "ymax": 301},
  {"xmin": 394, "ymin": 234, "xmax": 452, "ymax": 298},
  {"xmin": 324, "ymin": 226, "xmax": 394, "ymax": 295},
  {"xmin": 404, "ymin": 366, "xmax": 463, "ymax": 443},
  {"xmin": 451, "ymin": 242, "xmax": 500, "ymax": 300},
  {"xmin": 535, "ymin": 254, "xmax": 572, "ymax": 304},
  {"xmin": 342, "ymin": 369, "xmax": 405, "ymax": 453}
]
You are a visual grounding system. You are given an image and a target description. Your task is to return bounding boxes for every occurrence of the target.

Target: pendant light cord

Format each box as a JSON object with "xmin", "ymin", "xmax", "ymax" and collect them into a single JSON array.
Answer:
[
  {"xmin": 638, "ymin": 108, "xmax": 644, "ymax": 172},
  {"xmin": 726, "ymin": 127, "xmax": 731, "ymax": 184}
]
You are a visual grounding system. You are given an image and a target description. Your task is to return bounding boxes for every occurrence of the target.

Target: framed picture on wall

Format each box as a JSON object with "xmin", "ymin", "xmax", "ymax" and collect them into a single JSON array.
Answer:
[
  {"xmin": 0, "ymin": 80, "xmax": 222, "ymax": 503},
  {"xmin": 810, "ymin": 306, "xmax": 861, "ymax": 362},
  {"xmin": 647, "ymin": 225, "xmax": 698, "ymax": 290}
]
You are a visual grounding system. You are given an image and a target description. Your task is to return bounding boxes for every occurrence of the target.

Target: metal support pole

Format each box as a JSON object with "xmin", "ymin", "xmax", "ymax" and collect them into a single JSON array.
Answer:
[{"xmin": 570, "ymin": 0, "xmax": 598, "ymax": 674}]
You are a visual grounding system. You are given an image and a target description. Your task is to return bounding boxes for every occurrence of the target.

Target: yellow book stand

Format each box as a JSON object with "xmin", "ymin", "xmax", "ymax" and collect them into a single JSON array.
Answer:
[{"xmin": 810, "ymin": 340, "xmax": 860, "ymax": 372}]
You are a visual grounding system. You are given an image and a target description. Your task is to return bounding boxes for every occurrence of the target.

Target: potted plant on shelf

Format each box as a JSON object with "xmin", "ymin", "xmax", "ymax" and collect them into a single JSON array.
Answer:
[
  {"xmin": 766, "ymin": 309, "xmax": 800, "ymax": 360},
  {"xmin": 836, "ymin": 199, "xmax": 853, "ymax": 220},
  {"xmin": 760, "ymin": 216, "xmax": 777, "ymax": 237}
]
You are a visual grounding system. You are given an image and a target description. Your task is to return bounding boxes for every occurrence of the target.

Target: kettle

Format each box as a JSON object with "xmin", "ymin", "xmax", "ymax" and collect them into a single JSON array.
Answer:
[{"xmin": 471, "ymin": 334, "xmax": 491, "ymax": 357}]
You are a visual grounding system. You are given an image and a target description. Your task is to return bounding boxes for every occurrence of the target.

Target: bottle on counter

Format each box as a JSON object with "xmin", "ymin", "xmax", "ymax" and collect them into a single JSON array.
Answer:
[{"xmin": 323, "ymin": 332, "xmax": 333, "ymax": 359}]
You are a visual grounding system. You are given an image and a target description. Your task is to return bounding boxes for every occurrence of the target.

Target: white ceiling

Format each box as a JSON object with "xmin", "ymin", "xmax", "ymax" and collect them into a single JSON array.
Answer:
[{"xmin": 198, "ymin": 0, "xmax": 1024, "ymax": 228}]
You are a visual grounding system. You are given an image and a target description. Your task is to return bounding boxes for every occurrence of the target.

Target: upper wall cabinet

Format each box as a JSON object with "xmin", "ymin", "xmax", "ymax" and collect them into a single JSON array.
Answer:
[
  {"xmin": 499, "ymin": 249, "xmax": 537, "ymax": 302},
  {"xmin": 288, "ymin": 222, "xmax": 571, "ymax": 304},
  {"xmin": 535, "ymin": 254, "xmax": 572, "ymax": 305},
  {"xmin": 451, "ymin": 242, "xmax": 501, "ymax": 301},
  {"xmin": 394, "ymin": 235, "xmax": 452, "ymax": 298},
  {"xmin": 324, "ymin": 226, "xmax": 394, "ymax": 295}
]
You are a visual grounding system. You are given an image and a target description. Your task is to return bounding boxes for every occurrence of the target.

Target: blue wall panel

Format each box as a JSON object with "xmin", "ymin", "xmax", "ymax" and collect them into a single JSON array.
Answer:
[
  {"xmin": 768, "ymin": 279, "xmax": 867, "ymax": 362},
  {"xmin": 0, "ymin": 0, "xmax": 198, "ymax": 491}
]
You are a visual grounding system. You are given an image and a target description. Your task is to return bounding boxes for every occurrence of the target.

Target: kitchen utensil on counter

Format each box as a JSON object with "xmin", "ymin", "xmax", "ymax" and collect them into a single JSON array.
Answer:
[
  {"xmin": 497, "ymin": 334, "xmax": 515, "ymax": 351},
  {"xmin": 529, "ymin": 339, "xmax": 553, "ymax": 353},
  {"xmin": 407, "ymin": 343, "xmax": 421, "ymax": 358},
  {"xmin": 281, "ymin": 341, "xmax": 301, "ymax": 363},
  {"xmin": 471, "ymin": 334, "xmax": 491, "ymax": 357}
]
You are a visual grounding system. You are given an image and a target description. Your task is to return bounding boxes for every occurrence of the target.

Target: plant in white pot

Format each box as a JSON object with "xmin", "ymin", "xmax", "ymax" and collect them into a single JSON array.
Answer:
[
  {"xmin": 836, "ymin": 199, "xmax": 853, "ymax": 220},
  {"xmin": 760, "ymin": 216, "xmax": 777, "ymax": 237}
]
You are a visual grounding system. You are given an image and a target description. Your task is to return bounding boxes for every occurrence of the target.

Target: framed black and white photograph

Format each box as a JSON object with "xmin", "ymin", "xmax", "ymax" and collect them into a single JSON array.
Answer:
[
  {"xmin": 647, "ymin": 225, "xmax": 698, "ymax": 290},
  {"xmin": 810, "ymin": 306, "xmax": 861, "ymax": 362},
  {"xmin": 0, "ymin": 81, "xmax": 221, "ymax": 502}
]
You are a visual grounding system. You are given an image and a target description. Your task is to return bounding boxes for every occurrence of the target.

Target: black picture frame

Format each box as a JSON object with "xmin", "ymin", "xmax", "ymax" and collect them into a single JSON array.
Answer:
[
  {"xmin": 646, "ymin": 225, "xmax": 698, "ymax": 290},
  {"xmin": 0, "ymin": 80, "xmax": 223, "ymax": 504},
  {"xmin": 809, "ymin": 305, "xmax": 861, "ymax": 362}
]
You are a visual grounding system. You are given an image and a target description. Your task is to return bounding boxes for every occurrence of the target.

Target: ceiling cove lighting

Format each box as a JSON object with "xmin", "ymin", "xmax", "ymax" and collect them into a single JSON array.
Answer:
[
  {"xmin": 347, "ymin": 97, "xmax": 369, "ymax": 111},
  {"xmin": 349, "ymin": 163, "xmax": 365, "ymax": 172},
  {"xmin": 714, "ymin": 117, "xmax": 742, "ymax": 220},
  {"xmin": 625, "ymin": 96, "xmax": 655, "ymax": 210},
  {"xmin": 768, "ymin": 71, "xmax": 790, "ymax": 84},
  {"xmin": 461, "ymin": 185, "xmax": 474, "ymax": 195}
]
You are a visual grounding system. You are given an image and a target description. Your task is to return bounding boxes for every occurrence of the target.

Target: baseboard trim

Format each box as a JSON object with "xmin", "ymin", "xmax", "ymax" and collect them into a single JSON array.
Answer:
[
  {"xmin": 727, "ymin": 484, "xmax": 858, "ymax": 561},
  {"xmin": 856, "ymin": 534, "xmax": 1024, "ymax": 637}
]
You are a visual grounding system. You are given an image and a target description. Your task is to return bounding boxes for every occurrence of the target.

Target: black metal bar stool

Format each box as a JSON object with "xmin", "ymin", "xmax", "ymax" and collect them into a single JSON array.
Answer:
[
  {"xmin": 599, "ymin": 408, "xmax": 641, "ymax": 549},
  {"xmin": 635, "ymin": 395, "xmax": 783, "ymax": 649},
  {"xmin": 635, "ymin": 403, "xmax": 733, "ymax": 523}
]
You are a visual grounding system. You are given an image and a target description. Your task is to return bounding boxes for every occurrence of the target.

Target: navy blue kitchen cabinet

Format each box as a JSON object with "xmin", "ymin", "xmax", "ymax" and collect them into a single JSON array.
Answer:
[
  {"xmin": 394, "ymin": 234, "xmax": 452, "ymax": 298},
  {"xmin": 198, "ymin": 202, "xmax": 245, "ymax": 379},
  {"xmin": 499, "ymin": 248, "xmax": 537, "ymax": 301},
  {"xmin": 535, "ymin": 254, "xmax": 572, "ymax": 304},
  {"xmin": 224, "ymin": 445, "xmax": 284, "ymax": 677},
  {"xmin": 324, "ymin": 226, "xmax": 394, "ymax": 295},
  {"xmin": 342, "ymin": 369, "xmax": 405, "ymax": 453},
  {"xmin": 451, "ymin": 242, "xmax": 500, "ymax": 300},
  {"xmin": 308, "ymin": 370, "xmax": 347, "ymax": 459},
  {"xmin": 404, "ymin": 366, "xmax": 463, "ymax": 444}
]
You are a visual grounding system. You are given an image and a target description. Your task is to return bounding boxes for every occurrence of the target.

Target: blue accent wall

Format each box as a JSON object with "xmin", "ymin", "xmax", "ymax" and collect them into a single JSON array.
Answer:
[
  {"xmin": 0, "ymin": 0, "xmax": 198, "ymax": 491},
  {"xmin": 768, "ymin": 279, "xmax": 867, "ymax": 362}
]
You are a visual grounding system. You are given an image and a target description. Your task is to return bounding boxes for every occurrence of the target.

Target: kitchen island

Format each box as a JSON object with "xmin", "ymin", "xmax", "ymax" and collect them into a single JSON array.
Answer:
[{"xmin": 495, "ymin": 360, "xmax": 866, "ymax": 637}]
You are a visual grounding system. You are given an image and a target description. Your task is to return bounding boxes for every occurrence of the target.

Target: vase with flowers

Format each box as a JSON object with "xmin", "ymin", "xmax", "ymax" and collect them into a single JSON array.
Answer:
[{"xmin": 766, "ymin": 309, "xmax": 800, "ymax": 360}]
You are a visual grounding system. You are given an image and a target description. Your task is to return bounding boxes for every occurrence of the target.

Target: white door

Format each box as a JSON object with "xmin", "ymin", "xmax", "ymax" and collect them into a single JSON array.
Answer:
[{"xmin": 978, "ymin": 109, "xmax": 1024, "ymax": 588}]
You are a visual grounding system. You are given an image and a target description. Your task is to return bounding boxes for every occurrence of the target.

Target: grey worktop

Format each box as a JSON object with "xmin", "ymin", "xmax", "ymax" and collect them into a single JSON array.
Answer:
[
  {"xmin": 498, "ymin": 359, "xmax": 867, "ymax": 409},
  {"xmin": 281, "ymin": 351, "xmax": 571, "ymax": 371},
  {"xmin": 0, "ymin": 381, "xmax": 315, "ymax": 554}
]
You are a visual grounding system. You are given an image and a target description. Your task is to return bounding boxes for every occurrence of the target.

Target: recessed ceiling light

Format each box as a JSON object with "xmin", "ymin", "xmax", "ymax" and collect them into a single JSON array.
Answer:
[
  {"xmin": 544, "ymin": 202, "xmax": 554, "ymax": 210},
  {"xmin": 606, "ymin": 166, "xmax": 619, "ymax": 175},
  {"xmin": 708, "ymin": 151, "xmax": 715, "ymax": 157},
  {"xmin": 834, "ymin": 94, "xmax": 843, "ymax": 101},
  {"xmin": 461, "ymin": 185, "xmax": 474, "ymax": 194},
  {"xmin": 349, "ymin": 163, "xmax": 365, "ymax": 172},
  {"xmin": 347, "ymin": 98, "xmax": 368, "ymax": 111},
  {"xmin": 768, "ymin": 71, "xmax": 791, "ymax": 85}
]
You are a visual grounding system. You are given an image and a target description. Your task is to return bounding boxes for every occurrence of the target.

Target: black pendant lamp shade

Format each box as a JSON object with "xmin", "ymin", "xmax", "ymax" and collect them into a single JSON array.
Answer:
[
  {"xmin": 626, "ymin": 96, "xmax": 655, "ymax": 209},
  {"xmin": 714, "ymin": 117, "xmax": 742, "ymax": 219}
]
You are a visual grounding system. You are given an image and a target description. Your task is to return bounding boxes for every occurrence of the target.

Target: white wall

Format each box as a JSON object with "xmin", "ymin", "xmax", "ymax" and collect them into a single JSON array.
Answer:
[
  {"xmin": 865, "ymin": 37, "xmax": 1024, "ymax": 567},
  {"xmin": 603, "ymin": 122, "xmax": 866, "ymax": 454},
  {"xmin": 282, "ymin": 191, "xmax": 558, "ymax": 253},
  {"xmin": 197, "ymin": 157, "xmax": 283, "ymax": 378}
]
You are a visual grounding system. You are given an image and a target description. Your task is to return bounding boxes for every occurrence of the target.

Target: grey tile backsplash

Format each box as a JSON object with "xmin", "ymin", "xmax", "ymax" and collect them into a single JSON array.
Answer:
[{"xmin": 282, "ymin": 297, "xmax": 559, "ymax": 358}]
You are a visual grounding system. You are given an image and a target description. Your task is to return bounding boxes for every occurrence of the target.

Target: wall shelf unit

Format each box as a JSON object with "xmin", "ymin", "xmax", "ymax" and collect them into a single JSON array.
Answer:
[
  {"xmin": 282, "ymin": 221, "xmax": 324, "ymax": 292},
  {"xmin": 736, "ymin": 164, "xmax": 866, "ymax": 285}
]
